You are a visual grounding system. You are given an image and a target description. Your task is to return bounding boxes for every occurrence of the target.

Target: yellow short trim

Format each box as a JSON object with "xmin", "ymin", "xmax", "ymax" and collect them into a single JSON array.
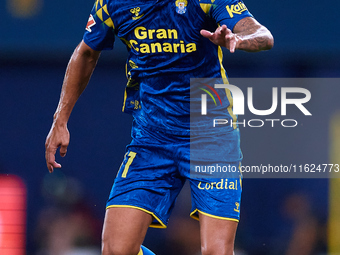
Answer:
[
  {"xmin": 106, "ymin": 205, "xmax": 167, "ymax": 228},
  {"xmin": 190, "ymin": 209, "xmax": 239, "ymax": 222}
]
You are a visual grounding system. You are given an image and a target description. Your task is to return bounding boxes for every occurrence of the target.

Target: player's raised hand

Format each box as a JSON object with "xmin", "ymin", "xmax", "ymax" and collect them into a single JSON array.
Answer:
[
  {"xmin": 200, "ymin": 25, "xmax": 240, "ymax": 53},
  {"xmin": 45, "ymin": 122, "xmax": 70, "ymax": 173}
]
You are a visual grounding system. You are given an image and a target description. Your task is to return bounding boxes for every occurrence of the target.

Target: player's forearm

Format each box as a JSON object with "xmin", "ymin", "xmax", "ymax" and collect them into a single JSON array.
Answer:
[
  {"xmin": 53, "ymin": 41, "xmax": 100, "ymax": 125},
  {"xmin": 234, "ymin": 17, "xmax": 274, "ymax": 52},
  {"xmin": 236, "ymin": 27, "xmax": 273, "ymax": 52}
]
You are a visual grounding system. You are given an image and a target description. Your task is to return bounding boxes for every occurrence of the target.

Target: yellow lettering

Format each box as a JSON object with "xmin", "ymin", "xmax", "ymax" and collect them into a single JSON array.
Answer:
[
  {"xmin": 180, "ymin": 40, "xmax": 185, "ymax": 53},
  {"xmin": 226, "ymin": 4, "xmax": 247, "ymax": 18},
  {"xmin": 198, "ymin": 182, "xmax": 204, "ymax": 190},
  {"xmin": 140, "ymin": 43, "xmax": 150, "ymax": 53},
  {"xmin": 156, "ymin": 29, "xmax": 167, "ymax": 39},
  {"xmin": 210, "ymin": 182, "xmax": 216, "ymax": 189},
  {"xmin": 216, "ymin": 179, "xmax": 223, "ymax": 189},
  {"xmin": 129, "ymin": 40, "xmax": 139, "ymax": 52},
  {"xmin": 131, "ymin": 27, "xmax": 197, "ymax": 54},
  {"xmin": 229, "ymin": 181, "xmax": 236, "ymax": 190},
  {"xmin": 135, "ymin": 26, "xmax": 147, "ymax": 39},
  {"xmin": 163, "ymin": 43, "xmax": 172, "ymax": 52},
  {"xmin": 186, "ymin": 43, "xmax": 196, "ymax": 53},
  {"xmin": 151, "ymin": 42, "xmax": 162, "ymax": 53},
  {"xmin": 173, "ymin": 43, "xmax": 180, "ymax": 53},
  {"xmin": 167, "ymin": 29, "xmax": 178, "ymax": 39},
  {"xmin": 205, "ymin": 183, "xmax": 211, "ymax": 190},
  {"xmin": 148, "ymin": 29, "xmax": 156, "ymax": 39},
  {"xmin": 226, "ymin": 5, "xmax": 234, "ymax": 18}
]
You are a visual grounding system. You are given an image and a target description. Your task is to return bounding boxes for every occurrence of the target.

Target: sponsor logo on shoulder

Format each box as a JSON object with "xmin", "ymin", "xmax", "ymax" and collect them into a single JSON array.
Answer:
[
  {"xmin": 226, "ymin": 2, "xmax": 248, "ymax": 18},
  {"xmin": 86, "ymin": 14, "xmax": 96, "ymax": 32}
]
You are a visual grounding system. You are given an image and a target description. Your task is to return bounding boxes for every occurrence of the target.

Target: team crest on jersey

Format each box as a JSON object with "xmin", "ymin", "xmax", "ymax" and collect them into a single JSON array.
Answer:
[
  {"xmin": 175, "ymin": 0, "xmax": 187, "ymax": 14},
  {"xmin": 86, "ymin": 14, "xmax": 96, "ymax": 32}
]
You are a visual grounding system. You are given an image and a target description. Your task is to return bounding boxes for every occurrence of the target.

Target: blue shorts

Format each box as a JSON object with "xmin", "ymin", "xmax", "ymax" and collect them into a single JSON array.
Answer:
[{"xmin": 106, "ymin": 122, "xmax": 243, "ymax": 228}]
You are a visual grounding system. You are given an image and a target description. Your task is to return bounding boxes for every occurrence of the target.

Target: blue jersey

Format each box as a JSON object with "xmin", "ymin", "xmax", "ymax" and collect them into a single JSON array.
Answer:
[{"xmin": 83, "ymin": 0, "xmax": 252, "ymax": 135}]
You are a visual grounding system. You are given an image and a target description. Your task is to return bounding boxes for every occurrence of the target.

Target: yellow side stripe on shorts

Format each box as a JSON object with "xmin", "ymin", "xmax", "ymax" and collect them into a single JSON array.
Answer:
[
  {"xmin": 106, "ymin": 205, "xmax": 167, "ymax": 228},
  {"xmin": 137, "ymin": 248, "xmax": 143, "ymax": 255},
  {"xmin": 190, "ymin": 209, "xmax": 239, "ymax": 222}
]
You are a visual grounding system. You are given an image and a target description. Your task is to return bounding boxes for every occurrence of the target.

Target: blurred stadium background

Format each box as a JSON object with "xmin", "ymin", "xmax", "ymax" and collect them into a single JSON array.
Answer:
[{"xmin": 1, "ymin": 0, "xmax": 340, "ymax": 254}]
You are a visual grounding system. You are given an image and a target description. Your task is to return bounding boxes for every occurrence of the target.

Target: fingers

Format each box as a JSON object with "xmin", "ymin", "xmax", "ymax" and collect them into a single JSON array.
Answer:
[
  {"xmin": 200, "ymin": 25, "xmax": 229, "ymax": 40},
  {"xmin": 220, "ymin": 25, "xmax": 237, "ymax": 53},
  {"xmin": 226, "ymin": 33, "xmax": 237, "ymax": 53},
  {"xmin": 200, "ymin": 25, "xmax": 238, "ymax": 53},
  {"xmin": 215, "ymin": 25, "xmax": 230, "ymax": 40},
  {"xmin": 200, "ymin": 29, "xmax": 213, "ymax": 39},
  {"xmin": 45, "ymin": 147, "xmax": 62, "ymax": 173},
  {"xmin": 229, "ymin": 38, "xmax": 237, "ymax": 53},
  {"xmin": 45, "ymin": 138, "xmax": 68, "ymax": 172},
  {"xmin": 49, "ymin": 161, "xmax": 62, "ymax": 173},
  {"xmin": 60, "ymin": 144, "xmax": 68, "ymax": 157},
  {"xmin": 218, "ymin": 25, "xmax": 228, "ymax": 36},
  {"xmin": 45, "ymin": 124, "xmax": 70, "ymax": 172}
]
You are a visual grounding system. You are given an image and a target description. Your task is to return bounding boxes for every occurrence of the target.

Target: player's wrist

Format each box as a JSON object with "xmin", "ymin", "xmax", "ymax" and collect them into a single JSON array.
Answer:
[{"xmin": 52, "ymin": 114, "xmax": 68, "ymax": 128}]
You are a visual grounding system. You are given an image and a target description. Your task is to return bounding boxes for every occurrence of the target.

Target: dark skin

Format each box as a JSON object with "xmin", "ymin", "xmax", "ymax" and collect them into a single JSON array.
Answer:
[
  {"xmin": 45, "ymin": 43, "xmax": 101, "ymax": 173},
  {"xmin": 45, "ymin": 17, "xmax": 273, "ymax": 255}
]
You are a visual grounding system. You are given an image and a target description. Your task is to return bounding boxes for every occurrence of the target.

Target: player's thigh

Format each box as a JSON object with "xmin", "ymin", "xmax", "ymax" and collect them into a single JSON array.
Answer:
[
  {"xmin": 102, "ymin": 207, "xmax": 152, "ymax": 255},
  {"xmin": 199, "ymin": 213, "xmax": 238, "ymax": 255}
]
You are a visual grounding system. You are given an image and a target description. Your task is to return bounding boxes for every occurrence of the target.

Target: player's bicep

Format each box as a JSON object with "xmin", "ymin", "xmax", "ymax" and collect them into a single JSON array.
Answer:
[{"xmin": 79, "ymin": 40, "xmax": 101, "ymax": 60}]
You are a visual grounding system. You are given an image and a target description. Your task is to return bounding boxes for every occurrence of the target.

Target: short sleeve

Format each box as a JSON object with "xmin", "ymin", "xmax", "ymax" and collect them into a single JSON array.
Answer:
[
  {"xmin": 209, "ymin": 0, "xmax": 253, "ymax": 31},
  {"xmin": 83, "ymin": 0, "xmax": 115, "ymax": 51}
]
